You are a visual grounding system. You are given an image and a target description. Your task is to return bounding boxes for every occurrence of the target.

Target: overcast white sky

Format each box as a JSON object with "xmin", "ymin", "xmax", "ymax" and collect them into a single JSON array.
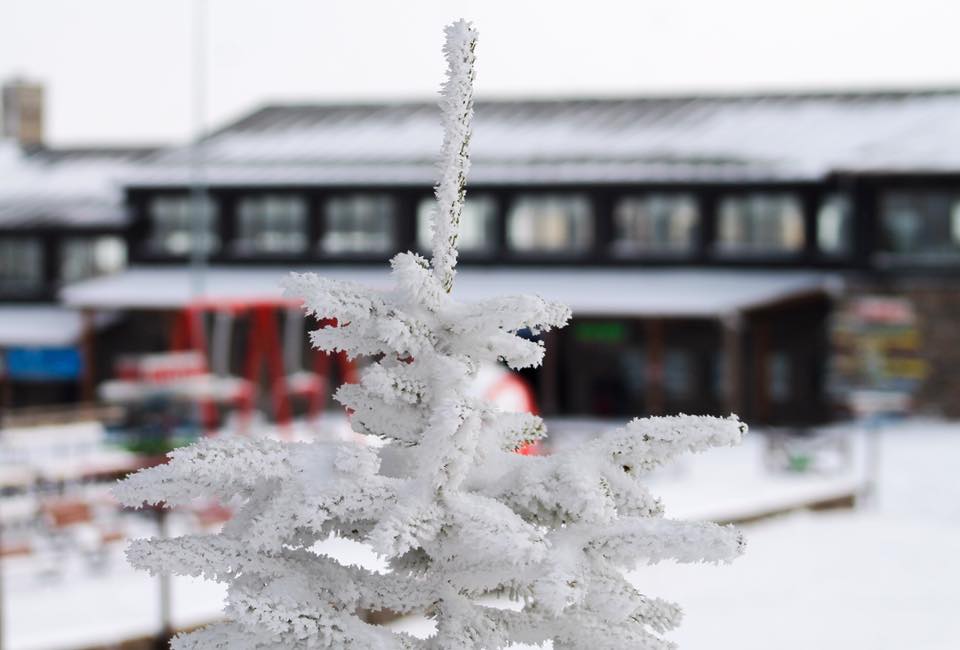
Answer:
[{"xmin": 2, "ymin": 0, "xmax": 959, "ymax": 145}]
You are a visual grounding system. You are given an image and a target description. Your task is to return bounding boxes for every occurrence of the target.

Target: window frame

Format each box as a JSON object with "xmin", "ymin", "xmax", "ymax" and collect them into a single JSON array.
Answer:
[
  {"xmin": 234, "ymin": 193, "xmax": 309, "ymax": 257},
  {"xmin": 815, "ymin": 193, "xmax": 854, "ymax": 259},
  {"xmin": 610, "ymin": 192, "xmax": 702, "ymax": 258},
  {"xmin": 146, "ymin": 193, "xmax": 220, "ymax": 257},
  {"xmin": 876, "ymin": 189, "xmax": 960, "ymax": 267},
  {"xmin": 505, "ymin": 192, "xmax": 595, "ymax": 257},
  {"xmin": 415, "ymin": 193, "xmax": 500, "ymax": 258},
  {"xmin": 320, "ymin": 193, "xmax": 398, "ymax": 257},
  {"xmin": 59, "ymin": 235, "xmax": 127, "ymax": 283},
  {"xmin": 713, "ymin": 192, "xmax": 807, "ymax": 258},
  {"xmin": 0, "ymin": 235, "xmax": 45, "ymax": 292}
]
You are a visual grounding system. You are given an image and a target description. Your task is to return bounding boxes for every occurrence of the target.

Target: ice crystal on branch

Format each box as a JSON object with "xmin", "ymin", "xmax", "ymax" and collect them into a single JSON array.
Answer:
[
  {"xmin": 432, "ymin": 19, "xmax": 476, "ymax": 293},
  {"xmin": 115, "ymin": 19, "xmax": 745, "ymax": 649}
]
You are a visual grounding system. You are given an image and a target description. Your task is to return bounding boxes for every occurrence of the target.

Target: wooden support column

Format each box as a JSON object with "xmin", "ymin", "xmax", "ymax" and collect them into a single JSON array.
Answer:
[
  {"xmin": 80, "ymin": 309, "xmax": 97, "ymax": 403},
  {"xmin": 752, "ymin": 315, "xmax": 771, "ymax": 423},
  {"xmin": 722, "ymin": 313, "xmax": 743, "ymax": 416},
  {"xmin": 308, "ymin": 192, "xmax": 326, "ymax": 256},
  {"xmin": 540, "ymin": 330, "xmax": 560, "ymax": 415},
  {"xmin": 645, "ymin": 319, "xmax": 665, "ymax": 416}
]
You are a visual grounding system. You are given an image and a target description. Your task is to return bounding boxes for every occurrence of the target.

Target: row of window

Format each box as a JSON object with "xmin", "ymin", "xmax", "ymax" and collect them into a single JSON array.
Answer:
[
  {"xmin": 147, "ymin": 192, "xmax": 855, "ymax": 258},
  {"xmin": 3, "ymin": 189, "xmax": 959, "ymax": 292},
  {"xmin": 0, "ymin": 236, "xmax": 126, "ymax": 290}
]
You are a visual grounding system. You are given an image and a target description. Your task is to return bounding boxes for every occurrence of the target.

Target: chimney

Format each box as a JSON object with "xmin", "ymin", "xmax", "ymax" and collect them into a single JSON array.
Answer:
[{"xmin": 2, "ymin": 79, "xmax": 45, "ymax": 147}]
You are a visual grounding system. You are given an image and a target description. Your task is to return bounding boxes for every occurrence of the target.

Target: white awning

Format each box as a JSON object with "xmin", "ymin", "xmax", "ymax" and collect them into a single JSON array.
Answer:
[
  {"xmin": 0, "ymin": 306, "xmax": 117, "ymax": 347},
  {"xmin": 61, "ymin": 266, "xmax": 841, "ymax": 318}
]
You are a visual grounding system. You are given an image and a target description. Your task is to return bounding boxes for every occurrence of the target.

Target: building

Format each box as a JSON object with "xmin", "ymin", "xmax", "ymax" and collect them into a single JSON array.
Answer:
[
  {"xmin": 7, "ymin": 89, "xmax": 960, "ymax": 422},
  {"xmin": 0, "ymin": 133, "xmax": 157, "ymax": 407},
  {"xmin": 2, "ymin": 79, "xmax": 45, "ymax": 147}
]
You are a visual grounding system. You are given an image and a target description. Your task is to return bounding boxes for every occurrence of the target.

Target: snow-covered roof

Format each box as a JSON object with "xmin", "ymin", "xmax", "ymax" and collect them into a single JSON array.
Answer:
[
  {"xmin": 0, "ymin": 305, "xmax": 116, "ymax": 347},
  {"xmin": 0, "ymin": 143, "xmax": 154, "ymax": 228},
  {"xmin": 127, "ymin": 90, "xmax": 960, "ymax": 187},
  {"xmin": 60, "ymin": 265, "xmax": 839, "ymax": 317}
]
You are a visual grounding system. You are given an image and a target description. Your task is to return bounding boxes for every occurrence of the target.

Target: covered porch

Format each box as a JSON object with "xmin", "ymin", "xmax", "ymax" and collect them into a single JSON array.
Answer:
[{"xmin": 61, "ymin": 265, "xmax": 842, "ymax": 425}]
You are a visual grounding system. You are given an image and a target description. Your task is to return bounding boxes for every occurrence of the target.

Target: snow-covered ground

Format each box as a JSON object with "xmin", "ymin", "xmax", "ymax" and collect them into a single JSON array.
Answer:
[
  {"xmin": 2, "ymin": 514, "xmax": 227, "ymax": 650},
  {"xmin": 625, "ymin": 419, "xmax": 960, "ymax": 650},
  {"xmin": 4, "ymin": 419, "xmax": 959, "ymax": 649},
  {"xmin": 4, "ymin": 552, "xmax": 225, "ymax": 650}
]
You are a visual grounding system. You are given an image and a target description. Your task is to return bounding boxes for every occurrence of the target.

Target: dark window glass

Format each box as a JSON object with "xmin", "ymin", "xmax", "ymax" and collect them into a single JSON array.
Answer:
[
  {"xmin": 716, "ymin": 194, "xmax": 804, "ymax": 255},
  {"xmin": 712, "ymin": 351, "xmax": 727, "ymax": 402},
  {"xmin": 879, "ymin": 191, "xmax": 960, "ymax": 263},
  {"xmin": 149, "ymin": 195, "xmax": 219, "ymax": 255},
  {"xmin": 507, "ymin": 194, "xmax": 593, "ymax": 253},
  {"xmin": 0, "ymin": 237, "xmax": 43, "ymax": 290},
  {"xmin": 323, "ymin": 194, "xmax": 395, "ymax": 254},
  {"xmin": 237, "ymin": 195, "xmax": 307, "ymax": 254},
  {"xmin": 663, "ymin": 348, "xmax": 693, "ymax": 400},
  {"xmin": 60, "ymin": 236, "xmax": 127, "ymax": 283},
  {"xmin": 613, "ymin": 194, "xmax": 699, "ymax": 255},
  {"xmin": 769, "ymin": 351, "xmax": 792, "ymax": 402},
  {"xmin": 417, "ymin": 196, "xmax": 497, "ymax": 255}
]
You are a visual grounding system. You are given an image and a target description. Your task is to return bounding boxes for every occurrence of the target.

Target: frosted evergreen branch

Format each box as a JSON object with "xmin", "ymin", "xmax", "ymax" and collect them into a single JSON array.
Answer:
[
  {"xmin": 431, "ymin": 19, "xmax": 477, "ymax": 293},
  {"xmin": 595, "ymin": 414, "xmax": 746, "ymax": 475},
  {"xmin": 586, "ymin": 517, "xmax": 746, "ymax": 568},
  {"xmin": 114, "ymin": 436, "xmax": 294, "ymax": 507}
]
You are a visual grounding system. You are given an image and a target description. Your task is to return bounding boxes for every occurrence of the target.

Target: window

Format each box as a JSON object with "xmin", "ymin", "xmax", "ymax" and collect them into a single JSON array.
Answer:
[
  {"xmin": 663, "ymin": 349, "xmax": 694, "ymax": 400},
  {"xmin": 712, "ymin": 352, "xmax": 728, "ymax": 401},
  {"xmin": 148, "ymin": 194, "xmax": 219, "ymax": 255},
  {"xmin": 323, "ymin": 194, "xmax": 395, "ymax": 254},
  {"xmin": 879, "ymin": 191, "xmax": 960, "ymax": 263},
  {"xmin": 769, "ymin": 351, "xmax": 792, "ymax": 402},
  {"xmin": 0, "ymin": 237, "xmax": 43, "ymax": 290},
  {"xmin": 236, "ymin": 195, "xmax": 307, "ymax": 254},
  {"xmin": 417, "ymin": 196, "xmax": 497, "ymax": 254},
  {"xmin": 612, "ymin": 194, "xmax": 699, "ymax": 255},
  {"xmin": 716, "ymin": 194, "xmax": 804, "ymax": 255},
  {"xmin": 817, "ymin": 194, "xmax": 853, "ymax": 256},
  {"xmin": 507, "ymin": 194, "xmax": 593, "ymax": 254},
  {"xmin": 60, "ymin": 236, "xmax": 127, "ymax": 283}
]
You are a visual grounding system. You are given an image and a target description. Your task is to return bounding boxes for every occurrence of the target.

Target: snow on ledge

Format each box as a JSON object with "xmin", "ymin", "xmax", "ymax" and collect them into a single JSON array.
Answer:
[{"xmin": 60, "ymin": 266, "xmax": 841, "ymax": 318}]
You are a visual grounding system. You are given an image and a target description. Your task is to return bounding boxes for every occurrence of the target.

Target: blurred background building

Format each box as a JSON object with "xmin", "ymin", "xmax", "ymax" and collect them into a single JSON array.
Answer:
[{"xmin": 0, "ymin": 81, "xmax": 952, "ymax": 425}]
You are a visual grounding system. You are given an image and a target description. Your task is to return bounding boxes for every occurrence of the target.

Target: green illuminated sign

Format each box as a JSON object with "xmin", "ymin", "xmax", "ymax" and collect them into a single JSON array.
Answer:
[{"xmin": 573, "ymin": 321, "xmax": 627, "ymax": 344}]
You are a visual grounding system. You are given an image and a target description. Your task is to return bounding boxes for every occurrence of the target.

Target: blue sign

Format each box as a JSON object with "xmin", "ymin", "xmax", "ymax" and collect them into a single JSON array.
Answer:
[{"xmin": 4, "ymin": 347, "xmax": 83, "ymax": 381}]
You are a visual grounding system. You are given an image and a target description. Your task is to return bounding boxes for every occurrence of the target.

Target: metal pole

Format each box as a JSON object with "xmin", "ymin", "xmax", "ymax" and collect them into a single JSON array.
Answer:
[
  {"xmin": 155, "ymin": 507, "xmax": 173, "ymax": 649},
  {"xmin": 1, "ymin": 518, "xmax": 5, "ymax": 650},
  {"xmin": 156, "ymin": 2, "xmax": 209, "ymax": 646},
  {"xmin": 862, "ymin": 412, "xmax": 884, "ymax": 507},
  {"xmin": 189, "ymin": 0, "xmax": 209, "ymax": 300}
]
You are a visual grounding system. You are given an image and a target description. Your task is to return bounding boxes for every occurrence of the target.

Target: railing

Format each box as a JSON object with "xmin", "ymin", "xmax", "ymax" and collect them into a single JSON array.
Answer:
[{"xmin": 0, "ymin": 402, "xmax": 125, "ymax": 429}]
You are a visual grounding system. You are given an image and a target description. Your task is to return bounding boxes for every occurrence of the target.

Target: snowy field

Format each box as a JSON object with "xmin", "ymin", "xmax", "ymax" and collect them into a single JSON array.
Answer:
[
  {"xmin": 621, "ymin": 420, "xmax": 960, "ymax": 650},
  {"xmin": 4, "ymin": 419, "xmax": 959, "ymax": 649},
  {"xmin": 3, "ymin": 516, "xmax": 227, "ymax": 650}
]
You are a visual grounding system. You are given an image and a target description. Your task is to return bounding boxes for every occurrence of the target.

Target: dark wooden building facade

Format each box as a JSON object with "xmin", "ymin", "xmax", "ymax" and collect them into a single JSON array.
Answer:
[{"xmin": 9, "ymin": 90, "xmax": 960, "ymax": 421}]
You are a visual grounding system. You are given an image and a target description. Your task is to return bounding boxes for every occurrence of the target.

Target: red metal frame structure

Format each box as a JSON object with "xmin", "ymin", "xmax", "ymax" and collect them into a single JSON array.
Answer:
[{"xmin": 168, "ymin": 299, "xmax": 356, "ymax": 429}]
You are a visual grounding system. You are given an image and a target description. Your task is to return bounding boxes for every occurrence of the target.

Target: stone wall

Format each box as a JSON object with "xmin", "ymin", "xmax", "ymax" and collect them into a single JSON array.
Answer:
[{"xmin": 900, "ymin": 282, "xmax": 960, "ymax": 417}]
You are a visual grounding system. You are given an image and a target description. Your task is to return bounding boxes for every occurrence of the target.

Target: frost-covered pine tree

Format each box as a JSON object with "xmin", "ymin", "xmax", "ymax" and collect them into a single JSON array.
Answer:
[{"xmin": 115, "ymin": 20, "xmax": 745, "ymax": 650}]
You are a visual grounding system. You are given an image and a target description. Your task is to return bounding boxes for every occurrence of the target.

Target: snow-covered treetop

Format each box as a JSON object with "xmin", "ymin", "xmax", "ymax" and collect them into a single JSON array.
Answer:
[
  {"xmin": 432, "ymin": 19, "xmax": 476, "ymax": 294},
  {"xmin": 114, "ymin": 20, "xmax": 745, "ymax": 650}
]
